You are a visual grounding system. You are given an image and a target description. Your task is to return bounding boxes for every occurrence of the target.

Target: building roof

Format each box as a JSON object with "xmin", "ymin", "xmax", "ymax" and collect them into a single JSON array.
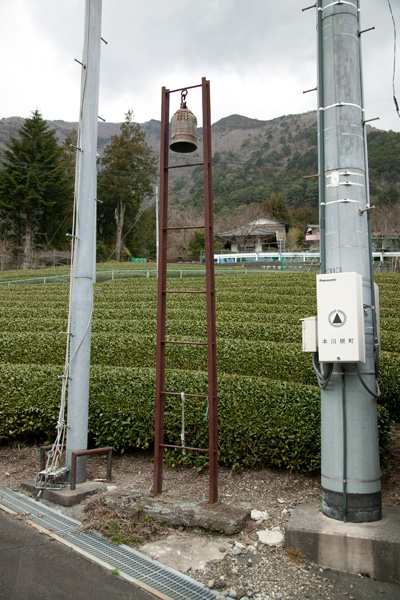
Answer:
[{"xmin": 217, "ymin": 217, "xmax": 288, "ymax": 239}]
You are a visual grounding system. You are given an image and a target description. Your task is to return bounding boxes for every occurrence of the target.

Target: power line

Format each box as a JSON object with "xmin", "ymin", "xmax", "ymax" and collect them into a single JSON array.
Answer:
[
  {"xmin": 104, "ymin": 193, "xmax": 155, "ymax": 263},
  {"xmin": 387, "ymin": 0, "xmax": 400, "ymax": 119}
]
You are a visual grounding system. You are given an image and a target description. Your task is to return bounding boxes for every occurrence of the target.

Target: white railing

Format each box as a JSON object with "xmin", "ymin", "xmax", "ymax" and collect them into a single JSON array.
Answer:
[{"xmin": 214, "ymin": 251, "xmax": 400, "ymax": 264}]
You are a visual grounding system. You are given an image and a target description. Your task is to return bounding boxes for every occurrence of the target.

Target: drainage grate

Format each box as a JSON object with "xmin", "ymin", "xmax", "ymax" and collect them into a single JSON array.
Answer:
[
  {"xmin": 0, "ymin": 485, "xmax": 80, "ymax": 534},
  {"xmin": 0, "ymin": 485, "xmax": 218, "ymax": 600}
]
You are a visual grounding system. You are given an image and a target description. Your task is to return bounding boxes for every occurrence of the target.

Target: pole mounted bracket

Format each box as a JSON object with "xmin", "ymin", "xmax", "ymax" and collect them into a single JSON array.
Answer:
[
  {"xmin": 358, "ymin": 27, "xmax": 375, "ymax": 37},
  {"xmin": 359, "ymin": 205, "xmax": 375, "ymax": 215},
  {"xmin": 363, "ymin": 117, "xmax": 379, "ymax": 126},
  {"xmin": 74, "ymin": 59, "xmax": 86, "ymax": 69},
  {"xmin": 321, "ymin": 199, "xmax": 361, "ymax": 206}
]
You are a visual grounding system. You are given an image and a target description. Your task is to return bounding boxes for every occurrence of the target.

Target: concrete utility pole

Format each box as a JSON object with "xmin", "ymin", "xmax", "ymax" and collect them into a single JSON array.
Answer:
[
  {"xmin": 317, "ymin": 0, "xmax": 381, "ymax": 522},
  {"xmin": 66, "ymin": 0, "xmax": 102, "ymax": 484}
]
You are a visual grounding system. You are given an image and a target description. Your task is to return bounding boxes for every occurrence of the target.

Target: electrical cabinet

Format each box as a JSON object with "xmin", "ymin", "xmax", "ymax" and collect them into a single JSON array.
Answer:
[
  {"xmin": 316, "ymin": 272, "xmax": 365, "ymax": 363},
  {"xmin": 301, "ymin": 316, "xmax": 317, "ymax": 352}
]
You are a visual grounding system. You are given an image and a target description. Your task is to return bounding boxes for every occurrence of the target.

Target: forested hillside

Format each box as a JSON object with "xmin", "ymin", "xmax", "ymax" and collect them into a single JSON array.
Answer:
[
  {"xmin": 0, "ymin": 111, "xmax": 399, "ymax": 269},
  {"xmin": 2, "ymin": 111, "xmax": 398, "ymax": 216}
]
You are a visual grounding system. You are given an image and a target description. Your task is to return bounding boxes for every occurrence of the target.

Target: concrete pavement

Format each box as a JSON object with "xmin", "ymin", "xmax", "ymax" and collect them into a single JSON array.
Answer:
[{"xmin": 0, "ymin": 509, "xmax": 157, "ymax": 600}]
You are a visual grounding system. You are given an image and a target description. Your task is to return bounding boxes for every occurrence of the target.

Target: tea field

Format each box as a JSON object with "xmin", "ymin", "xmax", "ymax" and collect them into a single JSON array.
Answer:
[{"xmin": 0, "ymin": 269, "xmax": 398, "ymax": 471}]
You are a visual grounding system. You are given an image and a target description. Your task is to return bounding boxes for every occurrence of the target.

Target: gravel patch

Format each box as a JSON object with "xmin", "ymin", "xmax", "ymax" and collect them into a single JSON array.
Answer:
[{"xmin": 1, "ymin": 427, "xmax": 399, "ymax": 600}]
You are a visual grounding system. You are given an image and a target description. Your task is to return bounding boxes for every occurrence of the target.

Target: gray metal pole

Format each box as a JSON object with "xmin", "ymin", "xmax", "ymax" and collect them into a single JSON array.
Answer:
[
  {"xmin": 66, "ymin": 0, "xmax": 102, "ymax": 484},
  {"xmin": 317, "ymin": 0, "xmax": 381, "ymax": 522}
]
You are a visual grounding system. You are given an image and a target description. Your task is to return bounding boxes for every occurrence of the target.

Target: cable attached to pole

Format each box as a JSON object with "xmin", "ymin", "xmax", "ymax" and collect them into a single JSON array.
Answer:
[
  {"xmin": 355, "ymin": 364, "xmax": 381, "ymax": 399},
  {"xmin": 312, "ymin": 353, "xmax": 334, "ymax": 389},
  {"xmin": 341, "ymin": 369, "xmax": 348, "ymax": 523},
  {"xmin": 35, "ymin": 79, "xmax": 95, "ymax": 489}
]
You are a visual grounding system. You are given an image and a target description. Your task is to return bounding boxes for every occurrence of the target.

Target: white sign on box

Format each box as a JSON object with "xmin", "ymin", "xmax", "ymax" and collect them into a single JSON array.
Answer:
[{"xmin": 316, "ymin": 272, "xmax": 366, "ymax": 363}]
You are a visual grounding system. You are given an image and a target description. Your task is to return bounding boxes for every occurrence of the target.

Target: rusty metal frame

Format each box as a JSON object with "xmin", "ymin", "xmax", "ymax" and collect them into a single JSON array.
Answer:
[
  {"xmin": 70, "ymin": 447, "xmax": 113, "ymax": 491},
  {"xmin": 153, "ymin": 77, "xmax": 218, "ymax": 504}
]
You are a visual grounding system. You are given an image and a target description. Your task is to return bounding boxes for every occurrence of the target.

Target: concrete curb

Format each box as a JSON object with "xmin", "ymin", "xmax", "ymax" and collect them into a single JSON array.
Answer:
[{"xmin": 285, "ymin": 502, "xmax": 400, "ymax": 584}]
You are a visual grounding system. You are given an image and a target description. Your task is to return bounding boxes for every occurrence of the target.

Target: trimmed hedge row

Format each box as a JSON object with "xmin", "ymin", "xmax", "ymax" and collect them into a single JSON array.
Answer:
[
  {"xmin": 377, "ymin": 352, "xmax": 400, "ymax": 422},
  {"xmin": 0, "ymin": 331, "xmax": 314, "ymax": 381},
  {"xmin": 0, "ymin": 363, "xmax": 391, "ymax": 471},
  {"xmin": 2, "ymin": 312, "xmax": 397, "ymax": 351},
  {"xmin": 0, "ymin": 271, "xmax": 398, "ymax": 471},
  {"xmin": 0, "ymin": 331, "xmax": 398, "ymax": 412}
]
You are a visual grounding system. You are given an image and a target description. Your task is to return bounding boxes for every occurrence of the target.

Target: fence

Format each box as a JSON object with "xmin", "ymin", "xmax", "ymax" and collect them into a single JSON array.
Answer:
[{"xmin": 1, "ymin": 252, "xmax": 399, "ymax": 286}]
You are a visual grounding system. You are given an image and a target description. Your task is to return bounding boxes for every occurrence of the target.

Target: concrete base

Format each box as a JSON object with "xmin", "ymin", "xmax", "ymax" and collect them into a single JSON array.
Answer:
[
  {"xmin": 140, "ymin": 532, "xmax": 229, "ymax": 573},
  {"xmin": 106, "ymin": 487, "xmax": 251, "ymax": 535},
  {"xmin": 21, "ymin": 480, "xmax": 107, "ymax": 506},
  {"xmin": 285, "ymin": 502, "xmax": 400, "ymax": 585}
]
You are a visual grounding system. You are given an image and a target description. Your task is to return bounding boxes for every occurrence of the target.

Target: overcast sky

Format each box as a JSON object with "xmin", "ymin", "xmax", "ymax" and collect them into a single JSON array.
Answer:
[{"xmin": 1, "ymin": 0, "xmax": 399, "ymax": 132}]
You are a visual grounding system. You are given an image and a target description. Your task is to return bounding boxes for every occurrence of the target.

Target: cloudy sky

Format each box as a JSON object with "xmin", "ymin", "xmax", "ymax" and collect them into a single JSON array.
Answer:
[{"xmin": 1, "ymin": 0, "xmax": 399, "ymax": 132}]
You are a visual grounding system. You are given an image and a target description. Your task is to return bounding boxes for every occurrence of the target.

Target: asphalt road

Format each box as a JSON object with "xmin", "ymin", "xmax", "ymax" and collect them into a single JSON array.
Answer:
[{"xmin": 0, "ymin": 509, "xmax": 158, "ymax": 600}]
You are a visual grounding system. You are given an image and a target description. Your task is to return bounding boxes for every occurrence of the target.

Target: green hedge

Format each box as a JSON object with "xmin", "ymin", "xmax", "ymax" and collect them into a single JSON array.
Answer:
[
  {"xmin": 377, "ymin": 352, "xmax": 400, "ymax": 422},
  {"xmin": 0, "ymin": 363, "xmax": 392, "ymax": 471},
  {"xmin": 0, "ymin": 271, "xmax": 398, "ymax": 471},
  {"xmin": 0, "ymin": 331, "xmax": 397, "ymax": 415}
]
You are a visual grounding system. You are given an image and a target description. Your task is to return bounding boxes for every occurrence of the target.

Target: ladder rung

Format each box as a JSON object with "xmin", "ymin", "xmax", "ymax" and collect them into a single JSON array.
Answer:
[
  {"xmin": 160, "ymin": 444, "xmax": 209, "ymax": 453},
  {"xmin": 162, "ymin": 391, "xmax": 208, "ymax": 398},
  {"xmin": 166, "ymin": 162, "xmax": 204, "ymax": 170},
  {"xmin": 169, "ymin": 84, "xmax": 202, "ymax": 93},
  {"xmin": 164, "ymin": 290, "xmax": 206, "ymax": 294},
  {"xmin": 163, "ymin": 340, "xmax": 207, "ymax": 346},
  {"xmin": 164, "ymin": 225, "xmax": 205, "ymax": 231}
]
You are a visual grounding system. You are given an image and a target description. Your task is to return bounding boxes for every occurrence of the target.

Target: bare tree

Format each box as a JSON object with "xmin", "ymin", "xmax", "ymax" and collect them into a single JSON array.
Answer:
[{"xmin": 167, "ymin": 206, "xmax": 204, "ymax": 261}]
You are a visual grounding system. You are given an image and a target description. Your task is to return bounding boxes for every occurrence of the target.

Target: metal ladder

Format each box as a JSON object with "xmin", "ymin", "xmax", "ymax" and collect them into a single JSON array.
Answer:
[{"xmin": 153, "ymin": 78, "xmax": 218, "ymax": 504}]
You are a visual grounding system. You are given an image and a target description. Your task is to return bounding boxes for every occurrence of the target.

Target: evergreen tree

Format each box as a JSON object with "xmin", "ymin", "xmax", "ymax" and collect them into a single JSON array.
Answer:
[
  {"xmin": 97, "ymin": 110, "xmax": 157, "ymax": 262},
  {"xmin": 293, "ymin": 203, "xmax": 319, "ymax": 231},
  {"xmin": 261, "ymin": 193, "xmax": 291, "ymax": 224},
  {"xmin": 188, "ymin": 229, "xmax": 205, "ymax": 259},
  {"xmin": 55, "ymin": 129, "xmax": 78, "ymax": 249},
  {"xmin": 128, "ymin": 206, "xmax": 157, "ymax": 261},
  {"xmin": 0, "ymin": 110, "xmax": 70, "ymax": 268}
]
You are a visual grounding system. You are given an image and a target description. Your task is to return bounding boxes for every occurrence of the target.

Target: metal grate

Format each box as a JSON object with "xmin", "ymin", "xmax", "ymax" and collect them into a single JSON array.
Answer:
[
  {"xmin": 0, "ymin": 485, "xmax": 218, "ymax": 600},
  {"xmin": 0, "ymin": 485, "xmax": 80, "ymax": 534}
]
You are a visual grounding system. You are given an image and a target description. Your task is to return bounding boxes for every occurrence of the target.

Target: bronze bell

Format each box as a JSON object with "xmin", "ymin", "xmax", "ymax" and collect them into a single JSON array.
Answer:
[{"xmin": 170, "ymin": 89, "xmax": 198, "ymax": 153}]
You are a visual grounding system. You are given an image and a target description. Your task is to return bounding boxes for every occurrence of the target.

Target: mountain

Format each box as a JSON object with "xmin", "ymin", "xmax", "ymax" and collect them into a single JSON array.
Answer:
[{"xmin": 1, "ymin": 112, "xmax": 399, "ymax": 219}]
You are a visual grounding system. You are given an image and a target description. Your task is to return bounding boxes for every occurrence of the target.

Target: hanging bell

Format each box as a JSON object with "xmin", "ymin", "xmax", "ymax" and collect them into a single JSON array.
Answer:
[{"xmin": 170, "ymin": 89, "xmax": 198, "ymax": 153}]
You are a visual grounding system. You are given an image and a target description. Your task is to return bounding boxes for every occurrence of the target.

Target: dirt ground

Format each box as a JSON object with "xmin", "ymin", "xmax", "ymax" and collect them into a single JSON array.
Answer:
[{"xmin": 0, "ymin": 424, "xmax": 399, "ymax": 600}]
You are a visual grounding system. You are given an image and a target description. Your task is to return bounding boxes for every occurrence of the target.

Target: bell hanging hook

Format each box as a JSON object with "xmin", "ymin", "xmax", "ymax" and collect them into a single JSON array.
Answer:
[{"xmin": 180, "ymin": 89, "xmax": 188, "ymax": 107}]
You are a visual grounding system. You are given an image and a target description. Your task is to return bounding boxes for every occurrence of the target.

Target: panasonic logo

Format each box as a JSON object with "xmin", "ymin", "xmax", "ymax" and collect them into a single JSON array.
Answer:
[{"xmin": 319, "ymin": 278, "xmax": 336, "ymax": 282}]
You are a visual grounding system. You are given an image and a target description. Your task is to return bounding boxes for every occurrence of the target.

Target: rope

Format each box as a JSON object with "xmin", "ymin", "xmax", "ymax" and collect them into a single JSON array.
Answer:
[
  {"xmin": 204, "ymin": 397, "xmax": 209, "ymax": 421},
  {"xmin": 43, "ymin": 50, "xmax": 90, "ymax": 478}
]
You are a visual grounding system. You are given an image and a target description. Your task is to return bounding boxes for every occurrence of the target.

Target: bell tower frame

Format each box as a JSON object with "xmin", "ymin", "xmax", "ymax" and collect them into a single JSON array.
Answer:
[{"xmin": 153, "ymin": 78, "xmax": 219, "ymax": 504}]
